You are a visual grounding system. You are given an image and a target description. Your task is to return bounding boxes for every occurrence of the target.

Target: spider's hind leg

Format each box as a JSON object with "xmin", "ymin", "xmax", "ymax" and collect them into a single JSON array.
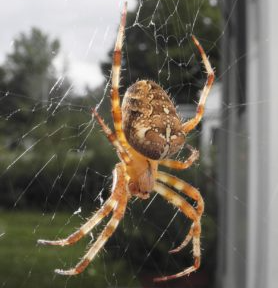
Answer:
[
  {"xmin": 38, "ymin": 163, "xmax": 129, "ymax": 275},
  {"xmin": 169, "ymin": 224, "xmax": 194, "ymax": 254},
  {"xmin": 37, "ymin": 166, "xmax": 123, "ymax": 247},
  {"xmin": 54, "ymin": 163, "xmax": 129, "ymax": 275},
  {"xmin": 56, "ymin": 190, "xmax": 128, "ymax": 275},
  {"xmin": 156, "ymin": 171, "xmax": 204, "ymax": 254},
  {"xmin": 153, "ymin": 173, "xmax": 204, "ymax": 282},
  {"xmin": 37, "ymin": 195, "xmax": 116, "ymax": 247}
]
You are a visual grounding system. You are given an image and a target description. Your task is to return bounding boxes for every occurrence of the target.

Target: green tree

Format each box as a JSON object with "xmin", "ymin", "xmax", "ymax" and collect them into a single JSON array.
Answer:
[
  {"xmin": 0, "ymin": 28, "xmax": 73, "ymax": 139},
  {"xmin": 0, "ymin": 28, "xmax": 117, "ymax": 210},
  {"xmin": 5, "ymin": 27, "xmax": 60, "ymax": 102},
  {"xmin": 0, "ymin": 28, "xmax": 62, "ymax": 128}
]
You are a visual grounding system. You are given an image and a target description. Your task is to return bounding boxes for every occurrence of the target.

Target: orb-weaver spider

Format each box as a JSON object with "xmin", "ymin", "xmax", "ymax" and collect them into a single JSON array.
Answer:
[{"xmin": 38, "ymin": 2, "xmax": 214, "ymax": 282}]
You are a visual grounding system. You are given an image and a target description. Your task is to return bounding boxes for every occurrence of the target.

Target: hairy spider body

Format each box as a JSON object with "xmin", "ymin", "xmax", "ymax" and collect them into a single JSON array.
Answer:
[
  {"xmin": 38, "ymin": 2, "xmax": 214, "ymax": 282},
  {"xmin": 122, "ymin": 80, "xmax": 185, "ymax": 160},
  {"xmin": 124, "ymin": 148, "xmax": 157, "ymax": 199}
]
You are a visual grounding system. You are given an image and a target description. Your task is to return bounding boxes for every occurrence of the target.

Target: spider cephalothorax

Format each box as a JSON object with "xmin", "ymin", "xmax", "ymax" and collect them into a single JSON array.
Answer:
[
  {"xmin": 38, "ymin": 2, "xmax": 214, "ymax": 282},
  {"xmin": 122, "ymin": 80, "xmax": 185, "ymax": 160}
]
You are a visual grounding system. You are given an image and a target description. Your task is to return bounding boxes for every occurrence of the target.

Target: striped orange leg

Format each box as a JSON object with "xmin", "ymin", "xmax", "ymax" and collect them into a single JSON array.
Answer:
[
  {"xmin": 92, "ymin": 108, "xmax": 131, "ymax": 165},
  {"xmin": 37, "ymin": 166, "xmax": 122, "ymax": 247},
  {"xmin": 182, "ymin": 35, "xmax": 215, "ymax": 133},
  {"xmin": 38, "ymin": 163, "xmax": 129, "ymax": 275},
  {"xmin": 153, "ymin": 181, "xmax": 203, "ymax": 282},
  {"xmin": 110, "ymin": 2, "xmax": 128, "ymax": 146},
  {"xmin": 37, "ymin": 196, "xmax": 116, "ymax": 247},
  {"xmin": 55, "ymin": 164, "xmax": 129, "ymax": 275},
  {"xmin": 159, "ymin": 144, "xmax": 199, "ymax": 170},
  {"xmin": 156, "ymin": 171, "xmax": 204, "ymax": 254}
]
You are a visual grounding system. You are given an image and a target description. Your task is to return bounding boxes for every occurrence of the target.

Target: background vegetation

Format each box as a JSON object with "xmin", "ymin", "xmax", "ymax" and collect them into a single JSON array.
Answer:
[{"xmin": 0, "ymin": 0, "xmax": 221, "ymax": 287}]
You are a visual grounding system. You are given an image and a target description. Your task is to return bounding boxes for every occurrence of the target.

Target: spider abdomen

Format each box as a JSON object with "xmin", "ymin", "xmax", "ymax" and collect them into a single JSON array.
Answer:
[{"xmin": 122, "ymin": 80, "xmax": 185, "ymax": 160}]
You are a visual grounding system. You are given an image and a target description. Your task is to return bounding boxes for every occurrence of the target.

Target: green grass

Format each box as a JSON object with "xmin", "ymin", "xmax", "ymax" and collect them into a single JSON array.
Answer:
[{"xmin": 0, "ymin": 211, "xmax": 140, "ymax": 288}]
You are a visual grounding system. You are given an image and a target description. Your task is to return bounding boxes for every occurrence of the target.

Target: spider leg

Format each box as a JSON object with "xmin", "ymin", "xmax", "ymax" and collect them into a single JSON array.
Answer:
[
  {"xmin": 153, "ymin": 181, "xmax": 202, "ymax": 282},
  {"xmin": 182, "ymin": 35, "xmax": 215, "ymax": 133},
  {"xmin": 55, "ymin": 164, "xmax": 129, "ymax": 275},
  {"xmin": 38, "ymin": 196, "xmax": 116, "ymax": 246},
  {"xmin": 110, "ymin": 2, "xmax": 129, "ymax": 145},
  {"xmin": 92, "ymin": 3, "xmax": 132, "ymax": 162},
  {"xmin": 159, "ymin": 144, "xmax": 199, "ymax": 170},
  {"xmin": 92, "ymin": 108, "xmax": 131, "ymax": 164},
  {"xmin": 156, "ymin": 171, "xmax": 204, "ymax": 253},
  {"xmin": 169, "ymin": 224, "xmax": 194, "ymax": 254},
  {"xmin": 37, "ymin": 166, "xmax": 123, "ymax": 247}
]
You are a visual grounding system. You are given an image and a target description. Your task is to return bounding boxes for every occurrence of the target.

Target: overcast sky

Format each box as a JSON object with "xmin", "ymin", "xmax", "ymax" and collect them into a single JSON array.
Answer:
[{"xmin": 0, "ymin": 0, "xmax": 136, "ymax": 93}]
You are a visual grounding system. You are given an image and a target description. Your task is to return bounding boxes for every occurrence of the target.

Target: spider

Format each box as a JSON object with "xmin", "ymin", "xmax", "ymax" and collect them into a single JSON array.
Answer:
[{"xmin": 38, "ymin": 2, "xmax": 214, "ymax": 282}]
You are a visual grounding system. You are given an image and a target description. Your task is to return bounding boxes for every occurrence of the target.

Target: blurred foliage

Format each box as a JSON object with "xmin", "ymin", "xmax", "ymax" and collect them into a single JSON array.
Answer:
[
  {"xmin": 0, "ymin": 28, "xmax": 117, "ymax": 210},
  {"xmin": 0, "ymin": 1, "xmax": 221, "ymax": 287},
  {"xmin": 1, "ymin": 28, "xmax": 59, "ymax": 117}
]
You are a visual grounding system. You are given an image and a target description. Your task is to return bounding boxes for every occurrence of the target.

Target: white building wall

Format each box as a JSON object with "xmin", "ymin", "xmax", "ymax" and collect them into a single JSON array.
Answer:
[{"xmin": 247, "ymin": 0, "xmax": 278, "ymax": 287}]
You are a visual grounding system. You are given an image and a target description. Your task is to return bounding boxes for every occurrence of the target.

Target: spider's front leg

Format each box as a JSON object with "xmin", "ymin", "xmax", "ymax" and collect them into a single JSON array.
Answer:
[
  {"xmin": 110, "ymin": 1, "xmax": 128, "ymax": 146},
  {"xmin": 182, "ymin": 35, "xmax": 215, "ymax": 133},
  {"xmin": 38, "ymin": 163, "xmax": 130, "ymax": 275}
]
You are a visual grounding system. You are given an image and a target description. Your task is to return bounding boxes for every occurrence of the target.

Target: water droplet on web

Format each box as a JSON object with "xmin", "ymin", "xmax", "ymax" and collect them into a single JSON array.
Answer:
[
  {"xmin": 89, "ymin": 232, "xmax": 94, "ymax": 244},
  {"xmin": 73, "ymin": 207, "xmax": 82, "ymax": 215}
]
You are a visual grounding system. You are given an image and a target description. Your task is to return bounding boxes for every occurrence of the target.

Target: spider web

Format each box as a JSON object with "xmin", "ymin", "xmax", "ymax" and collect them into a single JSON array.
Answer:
[{"xmin": 0, "ymin": 0, "xmax": 248, "ymax": 288}]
